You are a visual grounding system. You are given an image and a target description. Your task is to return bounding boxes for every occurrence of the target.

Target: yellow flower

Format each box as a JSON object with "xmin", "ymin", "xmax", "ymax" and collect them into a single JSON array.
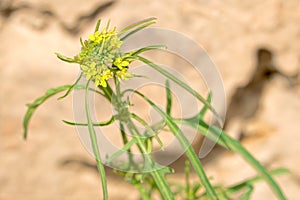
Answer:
[
  {"xmin": 116, "ymin": 68, "xmax": 133, "ymax": 80},
  {"xmin": 94, "ymin": 69, "xmax": 113, "ymax": 87},
  {"xmin": 101, "ymin": 27, "xmax": 116, "ymax": 40},
  {"xmin": 88, "ymin": 31, "xmax": 102, "ymax": 44},
  {"xmin": 102, "ymin": 69, "xmax": 113, "ymax": 80},
  {"xmin": 114, "ymin": 57, "xmax": 130, "ymax": 70}
]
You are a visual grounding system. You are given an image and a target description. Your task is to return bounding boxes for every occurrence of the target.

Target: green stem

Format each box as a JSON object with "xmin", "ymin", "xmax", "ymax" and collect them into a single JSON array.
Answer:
[
  {"xmin": 100, "ymin": 80, "xmax": 174, "ymax": 200},
  {"xmin": 130, "ymin": 113, "xmax": 165, "ymax": 150},
  {"xmin": 185, "ymin": 161, "xmax": 192, "ymax": 199},
  {"xmin": 125, "ymin": 119, "xmax": 175, "ymax": 200},
  {"xmin": 85, "ymin": 81, "xmax": 108, "ymax": 200},
  {"xmin": 119, "ymin": 122, "xmax": 136, "ymax": 167},
  {"xmin": 133, "ymin": 180, "xmax": 151, "ymax": 200}
]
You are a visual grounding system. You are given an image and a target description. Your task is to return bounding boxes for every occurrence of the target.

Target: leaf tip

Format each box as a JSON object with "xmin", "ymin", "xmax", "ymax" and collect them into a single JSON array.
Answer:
[{"xmin": 23, "ymin": 130, "xmax": 28, "ymax": 140}]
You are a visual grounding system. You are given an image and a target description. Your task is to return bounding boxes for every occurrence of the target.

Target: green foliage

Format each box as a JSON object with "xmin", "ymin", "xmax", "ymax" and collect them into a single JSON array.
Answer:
[
  {"xmin": 23, "ymin": 85, "xmax": 72, "ymax": 139},
  {"xmin": 23, "ymin": 18, "xmax": 288, "ymax": 200}
]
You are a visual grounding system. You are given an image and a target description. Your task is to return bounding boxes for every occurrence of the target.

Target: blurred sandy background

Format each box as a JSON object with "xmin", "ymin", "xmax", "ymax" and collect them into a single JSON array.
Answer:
[{"xmin": 1, "ymin": 0, "xmax": 300, "ymax": 199}]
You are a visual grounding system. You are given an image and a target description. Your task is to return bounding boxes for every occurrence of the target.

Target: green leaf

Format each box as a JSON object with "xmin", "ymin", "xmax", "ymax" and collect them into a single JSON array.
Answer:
[
  {"xmin": 58, "ymin": 72, "xmax": 83, "ymax": 100},
  {"xmin": 85, "ymin": 81, "xmax": 108, "ymax": 200},
  {"xmin": 127, "ymin": 89, "xmax": 219, "ymax": 200},
  {"xmin": 132, "ymin": 179, "xmax": 151, "ymax": 200},
  {"xmin": 130, "ymin": 45, "xmax": 167, "ymax": 56},
  {"xmin": 192, "ymin": 183, "xmax": 202, "ymax": 196},
  {"xmin": 23, "ymin": 85, "xmax": 72, "ymax": 139},
  {"xmin": 55, "ymin": 53, "xmax": 78, "ymax": 63},
  {"xmin": 136, "ymin": 55, "xmax": 223, "ymax": 127},
  {"xmin": 74, "ymin": 84, "xmax": 105, "ymax": 97},
  {"xmin": 212, "ymin": 127, "xmax": 287, "ymax": 200},
  {"xmin": 120, "ymin": 20, "xmax": 156, "ymax": 41},
  {"xmin": 118, "ymin": 17, "xmax": 157, "ymax": 37},
  {"xmin": 105, "ymin": 138, "xmax": 137, "ymax": 164},
  {"xmin": 165, "ymin": 80, "xmax": 172, "ymax": 115},
  {"xmin": 156, "ymin": 164, "xmax": 175, "ymax": 175},
  {"xmin": 105, "ymin": 19, "xmax": 111, "ymax": 30},
  {"xmin": 225, "ymin": 168, "xmax": 289, "ymax": 196},
  {"xmin": 239, "ymin": 185, "xmax": 253, "ymax": 200},
  {"xmin": 94, "ymin": 19, "xmax": 101, "ymax": 32},
  {"xmin": 181, "ymin": 119, "xmax": 288, "ymax": 200},
  {"xmin": 80, "ymin": 37, "xmax": 84, "ymax": 47},
  {"xmin": 199, "ymin": 92, "xmax": 212, "ymax": 118},
  {"xmin": 62, "ymin": 116, "xmax": 115, "ymax": 127}
]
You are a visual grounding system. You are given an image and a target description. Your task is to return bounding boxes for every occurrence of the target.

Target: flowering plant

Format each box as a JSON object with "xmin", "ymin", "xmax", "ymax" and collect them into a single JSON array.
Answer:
[{"xmin": 23, "ymin": 18, "xmax": 287, "ymax": 200}]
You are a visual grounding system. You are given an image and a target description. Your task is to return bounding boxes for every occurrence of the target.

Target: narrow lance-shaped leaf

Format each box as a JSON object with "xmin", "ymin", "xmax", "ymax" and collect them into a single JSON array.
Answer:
[
  {"xmin": 23, "ymin": 85, "xmax": 72, "ymax": 139},
  {"xmin": 118, "ymin": 17, "xmax": 157, "ymax": 36},
  {"xmin": 136, "ymin": 55, "xmax": 223, "ymax": 127},
  {"xmin": 120, "ymin": 21, "xmax": 156, "ymax": 41},
  {"xmin": 181, "ymin": 119, "xmax": 287, "ymax": 200},
  {"xmin": 105, "ymin": 138, "xmax": 137, "ymax": 164},
  {"xmin": 130, "ymin": 45, "xmax": 167, "ymax": 56},
  {"xmin": 74, "ymin": 84, "xmax": 106, "ymax": 97},
  {"xmin": 106, "ymin": 19, "xmax": 111, "ymax": 30},
  {"xmin": 23, "ymin": 83, "xmax": 105, "ymax": 140},
  {"xmin": 62, "ymin": 116, "xmax": 115, "ymax": 127},
  {"xmin": 58, "ymin": 72, "xmax": 83, "ymax": 100},
  {"xmin": 94, "ymin": 19, "xmax": 101, "ymax": 32},
  {"xmin": 239, "ymin": 185, "xmax": 253, "ymax": 200},
  {"xmin": 55, "ymin": 53, "xmax": 78, "ymax": 63},
  {"xmin": 199, "ymin": 92, "xmax": 212, "ymax": 118},
  {"xmin": 165, "ymin": 80, "xmax": 172, "ymax": 115},
  {"xmin": 224, "ymin": 168, "xmax": 289, "ymax": 197},
  {"xmin": 212, "ymin": 126, "xmax": 286, "ymax": 200}
]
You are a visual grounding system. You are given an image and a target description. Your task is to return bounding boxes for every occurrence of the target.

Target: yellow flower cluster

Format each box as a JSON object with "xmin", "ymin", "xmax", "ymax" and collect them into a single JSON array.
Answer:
[{"xmin": 75, "ymin": 25, "xmax": 133, "ymax": 87}]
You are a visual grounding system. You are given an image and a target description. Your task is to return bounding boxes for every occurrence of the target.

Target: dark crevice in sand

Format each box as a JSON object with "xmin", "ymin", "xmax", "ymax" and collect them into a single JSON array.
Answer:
[{"xmin": 0, "ymin": 0, "xmax": 116, "ymax": 35}]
